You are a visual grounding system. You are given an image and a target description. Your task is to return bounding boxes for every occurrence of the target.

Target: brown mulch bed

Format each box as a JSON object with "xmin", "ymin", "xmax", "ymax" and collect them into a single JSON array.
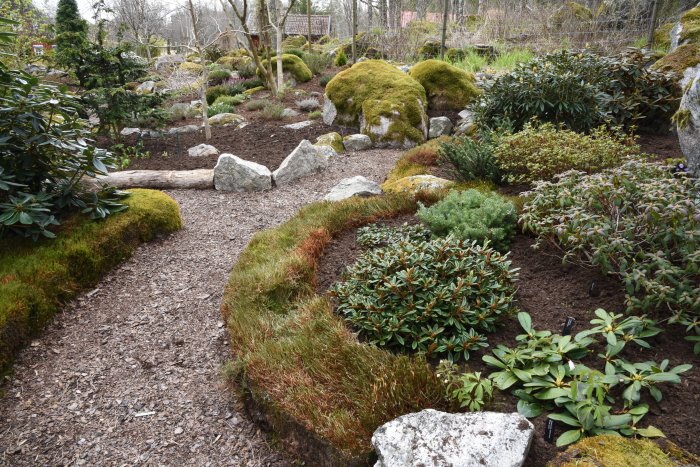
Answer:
[
  {"xmin": 315, "ymin": 217, "xmax": 700, "ymax": 467},
  {"xmin": 638, "ymin": 131, "xmax": 683, "ymax": 161}
]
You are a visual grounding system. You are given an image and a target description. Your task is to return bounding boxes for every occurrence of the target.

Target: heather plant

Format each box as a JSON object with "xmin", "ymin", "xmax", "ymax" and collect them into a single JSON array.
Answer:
[
  {"xmin": 417, "ymin": 190, "xmax": 516, "ymax": 251},
  {"xmin": 302, "ymin": 53, "xmax": 333, "ymax": 75},
  {"xmin": 260, "ymin": 102, "xmax": 286, "ymax": 120},
  {"xmin": 295, "ymin": 97, "xmax": 321, "ymax": 111},
  {"xmin": 244, "ymin": 99, "xmax": 267, "ymax": 111},
  {"xmin": 494, "ymin": 123, "xmax": 638, "ymax": 184},
  {"xmin": 207, "ymin": 68, "xmax": 232, "ymax": 85},
  {"xmin": 520, "ymin": 161, "xmax": 700, "ymax": 328},
  {"xmin": 319, "ymin": 74, "xmax": 335, "ymax": 87},
  {"xmin": 332, "ymin": 236, "xmax": 518, "ymax": 362},
  {"xmin": 207, "ymin": 102, "xmax": 235, "ymax": 117},
  {"xmin": 213, "ymin": 94, "xmax": 246, "ymax": 106},
  {"xmin": 205, "ymin": 83, "xmax": 245, "ymax": 105},
  {"xmin": 438, "ymin": 134, "xmax": 501, "ymax": 183}
]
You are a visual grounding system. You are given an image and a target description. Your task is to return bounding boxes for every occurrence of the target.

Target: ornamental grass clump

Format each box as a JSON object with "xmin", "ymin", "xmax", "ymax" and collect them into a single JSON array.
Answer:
[
  {"xmin": 495, "ymin": 123, "xmax": 638, "ymax": 184},
  {"xmin": 417, "ymin": 189, "xmax": 516, "ymax": 251},
  {"xmin": 332, "ymin": 236, "xmax": 518, "ymax": 362},
  {"xmin": 521, "ymin": 161, "xmax": 700, "ymax": 338}
]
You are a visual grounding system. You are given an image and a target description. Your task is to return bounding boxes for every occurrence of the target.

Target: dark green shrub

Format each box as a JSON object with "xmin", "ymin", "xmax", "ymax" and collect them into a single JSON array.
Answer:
[
  {"xmin": 213, "ymin": 94, "xmax": 245, "ymax": 106},
  {"xmin": 417, "ymin": 190, "xmax": 516, "ymax": 251},
  {"xmin": 521, "ymin": 160, "xmax": 699, "ymax": 329},
  {"xmin": 240, "ymin": 77, "xmax": 264, "ymax": 90},
  {"xmin": 332, "ymin": 236, "xmax": 518, "ymax": 361},
  {"xmin": 281, "ymin": 48, "xmax": 305, "ymax": 58},
  {"xmin": 260, "ymin": 102, "xmax": 286, "ymax": 120},
  {"xmin": 438, "ymin": 135, "xmax": 501, "ymax": 183},
  {"xmin": 356, "ymin": 222, "xmax": 431, "ymax": 249},
  {"xmin": 0, "ymin": 67, "xmax": 127, "ymax": 240},
  {"xmin": 206, "ymin": 83, "xmax": 244, "ymax": 105},
  {"xmin": 494, "ymin": 123, "xmax": 638, "ymax": 184},
  {"xmin": 208, "ymin": 68, "xmax": 231, "ymax": 85},
  {"xmin": 319, "ymin": 73, "xmax": 335, "ymax": 87},
  {"xmin": 334, "ymin": 50, "xmax": 347, "ymax": 67},
  {"xmin": 82, "ymin": 87, "xmax": 167, "ymax": 133},
  {"xmin": 475, "ymin": 50, "xmax": 677, "ymax": 132}
]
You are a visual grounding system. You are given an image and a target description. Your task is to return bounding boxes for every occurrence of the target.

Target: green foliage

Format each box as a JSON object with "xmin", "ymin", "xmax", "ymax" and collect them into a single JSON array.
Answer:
[
  {"xmin": 308, "ymin": 110, "xmax": 321, "ymax": 119},
  {"xmin": 332, "ymin": 235, "xmax": 518, "ymax": 361},
  {"xmin": 448, "ymin": 50, "xmax": 488, "ymax": 73},
  {"xmin": 475, "ymin": 311, "xmax": 691, "ymax": 446},
  {"xmin": 417, "ymin": 189, "xmax": 516, "ymax": 251},
  {"xmin": 260, "ymin": 101, "xmax": 286, "ymax": 120},
  {"xmin": 489, "ymin": 48, "xmax": 533, "ymax": 72},
  {"xmin": 521, "ymin": 160, "xmax": 699, "ymax": 325},
  {"xmin": 213, "ymin": 94, "xmax": 245, "ymax": 106},
  {"xmin": 494, "ymin": 123, "xmax": 638, "ymax": 184},
  {"xmin": 319, "ymin": 73, "xmax": 335, "ymax": 87},
  {"xmin": 244, "ymin": 98, "xmax": 267, "ymax": 111},
  {"xmin": 0, "ymin": 1, "xmax": 52, "ymax": 67},
  {"xmin": 438, "ymin": 134, "xmax": 501, "ymax": 183},
  {"xmin": 206, "ymin": 83, "xmax": 244, "ymax": 105},
  {"xmin": 240, "ymin": 77, "xmax": 264, "ymax": 90},
  {"xmin": 409, "ymin": 59, "xmax": 481, "ymax": 110},
  {"xmin": 334, "ymin": 49, "xmax": 347, "ymax": 66},
  {"xmin": 207, "ymin": 101, "xmax": 235, "ymax": 117},
  {"xmin": 356, "ymin": 222, "xmax": 431, "ymax": 249},
  {"xmin": 208, "ymin": 68, "xmax": 231, "ymax": 85},
  {"xmin": 302, "ymin": 52, "xmax": 333, "ymax": 75},
  {"xmin": 438, "ymin": 361, "xmax": 494, "ymax": 411},
  {"xmin": 475, "ymin": 50, "xmax": 677, "ymax": 132},
  {"xmin": 81, "ymin": 87, "xmax": 167, "ymax": 134},
  {"xmin": 0, "ymin": 189, "xmax": 181, "ymax": 374},
  {"xmin": 0, "ymin": 67, "xmax": 128, "ymax": 240},
  {"xmin": 295, "ymin": 97, "xmax": 320, "ymax": 111}
]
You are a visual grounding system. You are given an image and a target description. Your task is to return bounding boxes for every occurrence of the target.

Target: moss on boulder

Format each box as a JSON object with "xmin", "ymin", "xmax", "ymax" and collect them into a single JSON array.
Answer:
[
  {"xmin": 680, "ymin": 6, "xmax": 700, "ymax": 46},
  {"xmin": 323, "ymin": 60, "xmax": 428, "ymax": 148},
  {"xmin": 382, "ymin": 174, "xmax": 455, "ymax": 194},
  {"xmin": 547, "ymin": 435, "xmax": 700, "ymax": 467},
  {"xmin": 259, "ymin": 54, "xmax": 312, "ymax": 83},
  {"xmin": 550, "ymin": 1, "xmax": 593, "ymax": 29},
  {"xmin": 409, "ymin": 59, "xmax": 481, "ymax": 110},
  {"xmin": 315, "ymin": 132, "xmax": 345, "ymax": 153},
  {"xmin": 654, "ymin": 22, "xmax": 675, "ymax": 50},
  {"xmin": 652, "ymin": 43, "xmax": 700, "ymax": 88},
  {"xmin": 0, "ymin": 189, "xmax": 181, "ymax": 375},
  {"xmin": 179, "ymin": 61, "xmax": 203, "ymax": 74}
]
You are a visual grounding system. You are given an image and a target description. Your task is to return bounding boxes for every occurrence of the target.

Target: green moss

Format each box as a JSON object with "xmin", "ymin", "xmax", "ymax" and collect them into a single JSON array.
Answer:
[
  {"xmin": 672, "ymin": 107, "xmax": 693, "ymax": 130},
  {"xmin": 547, "ymin": 435, "xmax": 697, "ymax": 467},
  {"xmin": 652, "ymin": 43, "xmax": 700, "ymax": 83},
  {"xmin": 325, "ymin": 60, "xmax": 428, "ymax": 147},
  {"xmin": 409, "ymin": 59, "xmax": 481, "ymax": 110},
  {"xmin": 243, "ymin": 85, "xmax": 266, "ymax": 96},
  {"xmin": 654, "ymin": 22, "xmax": 674, "ymax": 50},
  {"xmin": 551, "ymin": 1, "xmax": 593, "ymax": 29},
  {"xmin": 259, "ymin": 54, "xmax": 312, "ymax": 83},
  {"xmin": 0, "ymin": 189, "xmax": 181, "ymax": 375},
  {"xmin": 315, "ymin": 132, "xmax": 345, "ymax": 153},
  {"xmin": 282, "ymin": 35, "xmax": 308, "ymax": 50},
  {"xmin": 680, "ymin": 6, "xmax": 700, "ymax": 45},
  {"xmin": 179, "ymin": 61, "xmax": 203, "ymax": 74}
]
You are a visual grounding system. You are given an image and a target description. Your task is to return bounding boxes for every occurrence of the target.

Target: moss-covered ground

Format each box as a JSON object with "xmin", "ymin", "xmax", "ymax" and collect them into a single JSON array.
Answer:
[{"xmin": 0, "ymin": 189, "xmax": 181, "ymax": 375}]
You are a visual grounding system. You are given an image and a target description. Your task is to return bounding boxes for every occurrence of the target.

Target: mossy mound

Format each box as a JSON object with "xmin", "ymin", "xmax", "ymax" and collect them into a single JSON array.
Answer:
[
  {"xmin": 258, "ymin": 54, "xmax": 312, "ymax": 83},
  {"xmin": 654, "ymin": 22, "xmax": 675, "ymax": 50},
  {"xmin": 409, "ymin": 59, "xmax": 481, "ymax": 110},
  {"xmin": 652, "ymin": 43, "xmax": 700, "ymax": 87},
  {"xmin": 0, "ymin": 189, "xmax": 181, "ymax": 375},
  {"xmin": 550, "ymin": 1, "xmax": 593, "ymax": 29},
  {"xmin": 324, "ymin": 60, "xmax": 428, "ymax": 148},
  {"xmin": 680, "ymin": 5, "xmax": 700, "ymax": 45},
  {"xmin": 548, "ymin": 435, "xmax": 700, "ymax": 467},
  {"xmin": 382, "ymin": 174, "xmax": 455, "ymax": 194},
  {"xmin": 179, "ymin": 62, "xmax": 203, "ymax": 74},
  {"xmin": 418, "ymin": 40, "xmax": 441, "ymax": 58},
  {"xmin": 282, "ymin": 35, "xmax": 308, "ymax": 50}
]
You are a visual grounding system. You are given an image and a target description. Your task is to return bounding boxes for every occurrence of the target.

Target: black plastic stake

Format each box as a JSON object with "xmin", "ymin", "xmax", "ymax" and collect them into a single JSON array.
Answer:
[
  {"xmin": 562, "ymin": 317, "xmax": 576, "ymax": 336},
  {"xmin": 545, "ymin": 418, "xmax": 556, "ymax": 443}
]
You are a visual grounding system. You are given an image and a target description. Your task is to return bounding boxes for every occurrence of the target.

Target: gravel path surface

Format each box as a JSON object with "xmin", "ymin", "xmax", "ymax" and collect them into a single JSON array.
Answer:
[{"xmin": 0, "ymin": 149, "xmax": 402, "ymax": 467}]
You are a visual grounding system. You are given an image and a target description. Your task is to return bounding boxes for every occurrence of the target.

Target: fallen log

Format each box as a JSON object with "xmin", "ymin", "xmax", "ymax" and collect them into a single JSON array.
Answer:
[{"xmin": 89, "ymin": 169, "xmax": 215, "ymax": 190}]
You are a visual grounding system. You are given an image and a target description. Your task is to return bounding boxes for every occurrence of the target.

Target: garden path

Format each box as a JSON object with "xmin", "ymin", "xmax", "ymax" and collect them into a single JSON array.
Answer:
[{"xmin": 0, "ymin": 149, "xmax": 402, "ymax": 466}]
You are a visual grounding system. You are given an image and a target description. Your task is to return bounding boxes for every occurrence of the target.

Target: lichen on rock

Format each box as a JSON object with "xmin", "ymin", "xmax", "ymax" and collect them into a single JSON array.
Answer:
[
  {"xmin": 409, "ymin": 59, "xmax": 481, "ymax": 111},
  {"xmin": 324, "ymin": 60, "xmax": 429, "ymax": 148}
]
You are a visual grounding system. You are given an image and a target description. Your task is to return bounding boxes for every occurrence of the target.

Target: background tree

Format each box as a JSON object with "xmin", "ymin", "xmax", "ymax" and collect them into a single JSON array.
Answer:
[
  {"xmin": 112, "ymin": 0, "xmax": 170, "ymax": 60},
  {"xmin": 53, "ymin": 0, "xmax": 90, "ymax": 85},
  {"xmin": 268, "ymin": 0, "xmax": 299, "ymax": 92},
  {"xmin": 0, "ymin": 0, "xmax": 53, "ymax": 67}
]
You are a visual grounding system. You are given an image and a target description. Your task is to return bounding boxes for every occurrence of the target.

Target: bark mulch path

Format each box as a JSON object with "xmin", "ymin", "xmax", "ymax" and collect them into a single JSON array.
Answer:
[{"xmin": 0, "ymin": 149, "xmax": 403, "ymax": 466}]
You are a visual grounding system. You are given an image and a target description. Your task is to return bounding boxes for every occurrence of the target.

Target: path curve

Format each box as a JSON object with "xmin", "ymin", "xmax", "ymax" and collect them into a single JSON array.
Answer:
[{"xmin": 0, "ymin": 149, "xmax": 402, "ymax": 466}]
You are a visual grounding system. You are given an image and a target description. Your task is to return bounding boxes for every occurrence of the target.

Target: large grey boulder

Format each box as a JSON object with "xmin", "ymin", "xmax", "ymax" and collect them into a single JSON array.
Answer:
[
  {"xmin": 429, "ymin": 117, "xmax": 453, "ymax": 138},
  {"xmin": 273, "ymin": 140, "xmax": 332, "ymax": 185},
  {"xmin": 188, "ymin": 144, "xmax": 219, "ymax": 158},
  {"xmin": 136, "ymin": 80, "xmax": 156, "ymax": 94},
  {"xmin": 168, "ymin": 124, "xmax": 201, "ymax": 135},
  {"xmin": 213, "ymin": 154, "xmax": 272, "ymax": 192},
  {"xmin": 155, "ymin": 54, "xmax": 184, "ymax": 71},
  {"xmin": 208, "ymin": 113, "xmax": 245, "ymax": 127},
  {"xmin": 324, "ymin": 176, "xmax": 382, "ymax": 201},
  {"xmin": 343, "ymin": 134, "xmax": 372, "ymax": 151},
  {"xmin": 677, "ymin": 68, "xmax": 700, "ymax": 176},
  {"xmin": 372, "ymin": 409, "xmax": 534, "ymax": 467}
]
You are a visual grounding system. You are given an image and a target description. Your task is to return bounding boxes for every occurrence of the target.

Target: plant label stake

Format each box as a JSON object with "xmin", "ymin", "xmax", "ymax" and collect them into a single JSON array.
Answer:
[
  {"xmin": 562, "ymin": 317, "xmax": 575, "ymax": 336},
  {"xmin": 545, "ymin": 418, "xmax": 555, "ymax": 443}
]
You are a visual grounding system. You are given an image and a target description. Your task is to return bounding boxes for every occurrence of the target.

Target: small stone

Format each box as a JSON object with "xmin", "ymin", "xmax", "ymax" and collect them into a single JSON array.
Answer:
[
  {"xmin": 281, "ymin": 108, "xmax": 299, "ymax": 118},
  {"xmin": 315, "ymin": 132, "xmax": 345, "ymax": 153},
  {"xmin": 282, "ymin": 120, "xmax": 313, "ymax": 130},
  {"xmin": 208, "ymin": 113, "xmax": 245, "ymax": 127},
  {"xmin": 174, "ymin": 427, "xmax": 184, "ymax": 435},
  {"xmin": 428, "ymin": 116, "xmax": 453, "ymax": 138},
  {"xmin": 324, "ymin": 176, "xmax": 382, "ymax": 202},
  {"xmin": 120, "ymin": 127, "xmax": 141, "ymax": 137},
  {"xmin": 168, "ymin": 125, "xmax": 201, "ymax": 135},
  {"xmin": 187, "ymin": 144, "xmax": 219, "ymax": 158},
  {"xmin": 343, "ymin": 134, "xmax": 372, "ymax": 151}
]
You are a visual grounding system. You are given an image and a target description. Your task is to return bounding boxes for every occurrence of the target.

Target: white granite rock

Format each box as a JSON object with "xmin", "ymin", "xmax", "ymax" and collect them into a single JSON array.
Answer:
[
  {"xmin": 273, "ymin": 140, "xmax": 331, "ymax": 185},
  {"xmin": 677, "ymin": 67, "xmax": 700, "ymax": 176},
  {"xmin": 208, "ymin": 113, "xmax": 245, "ymax": 127},
  {"xmin": 120, "ymin": 127, "xmax": 141, "ymax": 136},
  {"xmin": 283, "ymin": 120, "xmax": 313, "ymax": 130},
  {"xmin": 324, "ymin": 176, "xmax": 382, "ymax": 201},
  {"xmin": 343, "ymin": 134, "xmax": 373, "ymax": 151},
  {"xmin": 429, "ymin": 116, "xmax": 453, "ymax": 138},
  {"xmin": 372, "ymin": 409, "xmax": 534, "ymax": 467},
  {"xmin": 136, "ymin": 80, "xmax": 156, "ymax": 94},
  {"xmin": 213, "ymin": 154, "xmax": 272, "ymax": 192},
  {"xmin": 187, "ymin": 144, "xmax": 219, "ymax": 158}
]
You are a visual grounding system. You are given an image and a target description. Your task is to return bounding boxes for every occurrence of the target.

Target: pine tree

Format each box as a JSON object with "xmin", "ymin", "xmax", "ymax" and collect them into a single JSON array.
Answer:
[
  {"xmin": 55, "ymin": 0, "xmax": 87, "ymax": 36},
  {"xmin": 54, "ymin": 0, "xmax": 89, "ymax": 84}
]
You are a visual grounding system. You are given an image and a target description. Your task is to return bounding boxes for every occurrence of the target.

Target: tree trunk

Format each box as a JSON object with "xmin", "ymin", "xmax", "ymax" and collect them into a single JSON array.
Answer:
[
  {"xmin": 276, "ymin": 0, "xmax": 284, "ymax": 92},
  {"xmin": 440, "ymin": 0, "xmax": 449, "ymax": 59},
  {"xmin": 307, "ymin": 0, "xmax": 312, "ymax": 53},
  {"xmin": 352, "ymin": 0, "xmax": 357, "ymax": 63},
  {"xmin": 90, "ymin": 170, "xmax": 215, "ymax": 189},
  {"xmin": 187, "ymin": 0, "xmax": 211, "ymax": 140},
  {"xmin": 380, "ymin": 0, "xmax": 387, "ymax": 28}
]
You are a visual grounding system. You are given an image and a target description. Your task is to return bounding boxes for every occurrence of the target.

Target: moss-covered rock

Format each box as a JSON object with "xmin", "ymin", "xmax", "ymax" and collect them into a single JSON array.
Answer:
[
  {"xmin": 654, "ymin": 22, "xmax": 675, "ymax": 50},
  {"xmin": 382, "ymin": 174, "xmax": 455, "ymax": 194},
  {"xmin": 409, "ymin": 59, "xmax": 481, "ymax": 110},
  {"xmin": 417, "ymin": 40, "xmax": 441, "ymax": 58},
  {"xmin": 243, "ymin": 86, "xmax": 266, "ymax": 96},
  {"xmin": 680, "ymin": 5, "xmax": 700, "ymax": 46},
  {"xmin": 0, "ymin": 189, "xmax": 181, "ymax": 375},
  {"xmin": 282, "ymin": 35, "xmax": 308, "ymax": 50},
  {"xmin": 547, "ymin": 435, "xmax": 700, "ymax": 467},
  {"xmin": 652, "ymin": 43, "xmax": 700, "ymax": 88},
  {"xmin": 315, "ymin": 132, "xmax": 345, "ymax": 153},
  {"xmin": 550, "ymin": 1, "xmax": 593, "ymax": 29},
  {"xmin": 258, "ymin": 54, "xmax": 312, "ymax": 84},
  {"xmin": 323, "ymin": 60, "xmax": 428, "ymax": 148},
  {"xmin": 179, "ymin": 61, "xmax": 203, "ymax": 74},
  {"xmin": 208, "ymin": 112, "xmax": 246, "ymax": 126}
]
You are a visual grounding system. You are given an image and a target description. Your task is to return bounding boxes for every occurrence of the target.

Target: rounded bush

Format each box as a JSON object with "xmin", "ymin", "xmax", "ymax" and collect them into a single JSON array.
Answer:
[
  {"xmin": 333, "ymin": 236, "xmax": 518, "ymax": 361},
  {"xmin": 417, "ymin": 189, "xmax": 517, "ymax": 251},
  {"xmin": 208, "ymin": 68, "xmax": 231, "ymax": 85},
  {"xmin": 409, "ymin": 59, "xmax": 481, "ymax": 110},
  {"xmin": 205, "ymin": 83, "xmax": 244, "ymax": 105}
]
